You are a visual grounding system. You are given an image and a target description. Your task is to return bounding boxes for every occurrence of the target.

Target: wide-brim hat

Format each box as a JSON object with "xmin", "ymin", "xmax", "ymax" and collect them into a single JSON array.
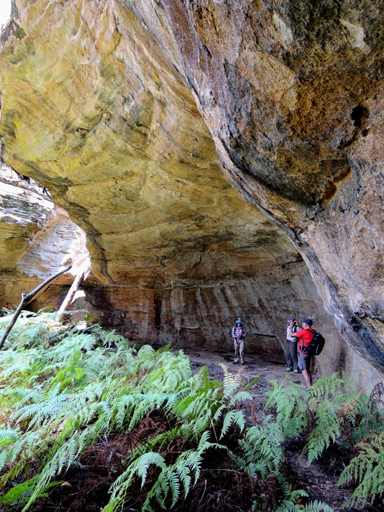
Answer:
[{"xmin": 235, "ymin": 318, "xmax": 242, "ymax": 324}]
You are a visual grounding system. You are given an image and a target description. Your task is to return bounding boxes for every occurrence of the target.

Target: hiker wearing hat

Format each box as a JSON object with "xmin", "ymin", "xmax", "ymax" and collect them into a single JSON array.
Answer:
[
  {"xmin": 289, "ymin": 319, "xmax": 314, "ymax": 388},
  {"xmin": 286, "ymin": 318, "xmax": 300, "ymax": 373},
  {"xmin": 232, "ymin": 318, "xmax": 247, "ymax": 365}
]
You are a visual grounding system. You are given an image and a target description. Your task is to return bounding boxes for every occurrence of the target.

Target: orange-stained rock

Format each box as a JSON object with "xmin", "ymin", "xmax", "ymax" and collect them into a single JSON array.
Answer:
[{"xmin": 0, "ymin": 0, "xmax": 384, "ymax": 386}]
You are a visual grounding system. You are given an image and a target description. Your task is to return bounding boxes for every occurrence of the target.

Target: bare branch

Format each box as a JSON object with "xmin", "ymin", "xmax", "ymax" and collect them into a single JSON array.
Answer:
[{"xmin": 0, "ymin": 265, "xmax": 72, "ymax": 350}]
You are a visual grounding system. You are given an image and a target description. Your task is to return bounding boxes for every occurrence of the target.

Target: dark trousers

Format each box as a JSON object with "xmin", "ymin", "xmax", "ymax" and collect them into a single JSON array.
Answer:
[{"xmin": 286, "ymin": 341, "xmax": 298, "ymax": 370}]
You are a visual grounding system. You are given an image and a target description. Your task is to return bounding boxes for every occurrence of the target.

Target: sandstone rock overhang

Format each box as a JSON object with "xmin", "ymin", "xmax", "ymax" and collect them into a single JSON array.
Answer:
[{"xmin": 0, "ymin": 0, "xmax": 383, "ymax": 375}]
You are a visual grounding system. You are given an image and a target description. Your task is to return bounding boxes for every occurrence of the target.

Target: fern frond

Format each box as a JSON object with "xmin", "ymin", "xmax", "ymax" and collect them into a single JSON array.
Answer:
[
  {"xmin": 229, "ymin": 389, "xmax": 253, "ymax": 407},
  {"xmin": 265, "ymin": 378, "xmax": 308, "ymax": 436},
  {"xmin": 220, "ymin": 410, "xmax": 245, "ymax": 439},
  {"xmin": 219, "ymin": 363, "xmax": 243, "ymax": 389},
  {"xmin": 0, "ymin": 477, "xmax": 61, "ymax": 507},
  {"xmin": 338, "ymin": 433, "xmax": 384, "ymax": 507},
  {"xmin": 304, "ymin": 401, "xmax": 341, "ymax": 464},
  {"xmin": 302, "ymin": 500, "xmax": 334, "ymax": 512},
  {"xmin": 309, "ymin": 374, "xmax": 345, "ymax": 400},
  {"xmin": 0, "ymin": 428, "xmax": 18, "ymax": 447},
  {"xmin": 12, "ymin": 384, "xmax": 73, "ymax": 428}
]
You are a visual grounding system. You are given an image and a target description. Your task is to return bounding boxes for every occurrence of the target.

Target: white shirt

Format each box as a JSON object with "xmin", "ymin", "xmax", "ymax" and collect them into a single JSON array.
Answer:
[{"xmin": 287, "ymin": 325, "xmax": 299, "ymax": 342}]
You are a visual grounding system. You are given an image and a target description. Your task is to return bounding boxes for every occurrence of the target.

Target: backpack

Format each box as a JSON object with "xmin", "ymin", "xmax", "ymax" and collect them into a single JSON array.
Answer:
[{"xmin": 306, "ymin": 329, "xmax": 325, "ymax": 356}]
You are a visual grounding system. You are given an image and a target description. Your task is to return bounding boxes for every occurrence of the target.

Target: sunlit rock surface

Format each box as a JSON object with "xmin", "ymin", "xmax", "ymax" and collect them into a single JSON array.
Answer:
[
  {"xmin": 0, "ymin": 163, "xmax": 89, "ymax": 307},
  {"xmin": 0, "ymin": 161, "xmax": 379, "ymax": 390},
  {"xmin": 0, "ymin": 0, "xmax": 383, "ymax": 385},
  {"xmin": 0, "ymin": 162, "xmax": 54, "ymax": 305}
]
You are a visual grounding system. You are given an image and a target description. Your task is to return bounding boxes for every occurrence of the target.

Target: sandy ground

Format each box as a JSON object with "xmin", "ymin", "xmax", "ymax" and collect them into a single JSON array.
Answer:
[{"xmin": 184, "ymin": 346, "xmax": 318, "ymax": 398}]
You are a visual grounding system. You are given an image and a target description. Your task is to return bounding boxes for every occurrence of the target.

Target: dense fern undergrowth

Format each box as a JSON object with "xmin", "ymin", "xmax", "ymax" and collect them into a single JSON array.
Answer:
[{"xmin": 0, "ymin": 312, "xmax": 384, "ymax": 512}]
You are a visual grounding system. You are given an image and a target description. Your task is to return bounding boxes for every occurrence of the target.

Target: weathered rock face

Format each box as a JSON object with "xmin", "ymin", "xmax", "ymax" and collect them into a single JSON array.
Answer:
[
  {"xmin": 1, "ymin": 159, "xmax": 355, "ymax": 383},
  {"xmin": 0, "ymin": 0, "xmax": 383, "ymax": 383},
  {"xmin": 0, "ymin": 162, "xmax": 55, "ymax": 305},
  {"xmin": 123, "ymin": 0, "xmax": 384, "ymax": 371},
  {"xmin": 0, "ymin": 163, "xmax": 89, "ymax": 307}
]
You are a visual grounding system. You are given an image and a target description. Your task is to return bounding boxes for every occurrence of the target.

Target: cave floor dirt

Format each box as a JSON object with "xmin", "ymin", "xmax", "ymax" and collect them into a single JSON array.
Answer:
[
  {"xmin": 182, "ymin": 347, "xmax": 379, "ymax": 512},
  {"xmin": 183, "ymin": 347, "xmax": 319, "ymax": 422}
]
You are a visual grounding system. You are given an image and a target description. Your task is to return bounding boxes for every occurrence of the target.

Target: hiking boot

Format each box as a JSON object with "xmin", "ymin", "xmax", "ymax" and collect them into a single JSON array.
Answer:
[{"xmin": 286, "ymin": 367, "xmax": 293, "ymax": 371}]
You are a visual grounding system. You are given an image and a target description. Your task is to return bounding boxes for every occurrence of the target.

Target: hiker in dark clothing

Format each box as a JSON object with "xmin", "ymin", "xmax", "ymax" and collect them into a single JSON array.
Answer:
[
  {"xmin": 232, "ymin": 318, "xmax": 247, "ymax": 365},
  {"xmin": 289, "ymin": 318, "xmax": 314, "ymax": 388}
]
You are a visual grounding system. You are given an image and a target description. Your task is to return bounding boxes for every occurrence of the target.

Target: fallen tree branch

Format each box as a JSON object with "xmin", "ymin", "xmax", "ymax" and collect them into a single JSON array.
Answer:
[
  {"xmin": 56, "ymin": 269, "xmax": 87, "ymax": 323},
  {"xmin": 0, "ymin": 265, "xmax": 72, "ymax": 350}
]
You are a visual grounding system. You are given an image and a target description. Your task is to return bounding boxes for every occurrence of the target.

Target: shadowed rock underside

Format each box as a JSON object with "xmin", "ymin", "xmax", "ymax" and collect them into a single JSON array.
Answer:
[{"xmin": 0, "ymin": 0, "xmax": 383, "ymax": 382}]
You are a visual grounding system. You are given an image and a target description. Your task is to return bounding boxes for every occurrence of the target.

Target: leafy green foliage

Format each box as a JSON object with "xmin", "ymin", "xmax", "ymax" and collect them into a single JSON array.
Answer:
[
  {"xmin": 3, "ymin": 312, "xmax": 380, "ymax": 511},
  {"xmin": 1, "ymin": 313, "xmax": 260, "ymax": 511},
  {"xmin": 301, "ymin": 501, "xmax": 334, "ymax": 512},
  {"xmin": 265, "ymin": 373, "xmax": 384, "ymax": 467},
  {"xmin": 105, "ymin": 431, "xmax": 223, "ymax": 512},
  {"xmin": 265, "ymin": 376, "xmax": 308, "ymax": 437},
  {"xmin": 303, "ymin": 400, "xmax": 341, "ymax": 465},
  {"xmin": 0, "ymin": 477, "xmax": 60, "ymax": 507},
  {"xmin": 338, "ymin": 432, "xmax": 384, "ymax": 507}
]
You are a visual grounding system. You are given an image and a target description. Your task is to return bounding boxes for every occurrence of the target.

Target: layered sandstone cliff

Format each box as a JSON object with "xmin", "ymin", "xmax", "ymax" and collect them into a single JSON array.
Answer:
[
  {"xmin": 0, "ymin": 0, "xmax": 383, "ymax": 384},
  {"xmin": 0, "ymin": 163, "xmax": 89, "ymax": 309}
]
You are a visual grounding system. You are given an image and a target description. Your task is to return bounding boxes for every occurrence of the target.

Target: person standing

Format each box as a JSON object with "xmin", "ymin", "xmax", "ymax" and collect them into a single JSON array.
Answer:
[
  {"xmin": 289, "ymin": 319, "xmax": 314, "ymax": 388},
  {"xmin": 286, "ymin": 318, "xmax": 300, "ymax": 372},
  {"xmin": 232, "ymin": 318, "xmax": 247, "ymax": 365}
]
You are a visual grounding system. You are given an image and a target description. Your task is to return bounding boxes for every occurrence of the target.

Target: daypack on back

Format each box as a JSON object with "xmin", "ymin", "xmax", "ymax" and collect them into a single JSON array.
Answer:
[{"xmin": 308, "ymin": 329, "xmax": 325, "ymax": 356}]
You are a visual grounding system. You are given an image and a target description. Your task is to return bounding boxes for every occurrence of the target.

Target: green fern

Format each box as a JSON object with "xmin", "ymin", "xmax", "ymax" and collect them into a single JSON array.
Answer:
[
  {"xmin": 303, "ymin": 400, "xmax": 341, "ymax": 464},
  {"xmin": 302, "ymin": 501, "xmax": 334, "ymax": 512},
  {"xmin": 0, "ymin": 477, "xmax": 60, "ymax": 507},
  {"xmin": 272, "ymin": 499, "xmax": 334, "ymax": 512},
  {"xmin": 0, "ymin": 312, "xmax": 372, "ymax": 512},
  {"xmin": 219, "ymin": 409, "xmax": 246, "ymax": 439},
  {"xmin": 265, "ymin": 377, "xmax": 309, "ymax": 437},
  {"xmin": 0, "ymin": 314, "xmax": 213, "ymax": 510},
  {"xmin": 0, "ymin": 428, "xmax": 18, "ymax": 447},
  {"xmin": 104, "ymin": 431, "xmax": 220, "ymax": 512},
  {"xmin": 264, "ymin": 373, "xmax": 383, "ymax": 468},
  {"xmin": 338, "ymin": 432, "xmax": 384, "ymax": 507},
  {"xmin": 308, "ymin": 374, "xmax": 345, "ymax": 400}
]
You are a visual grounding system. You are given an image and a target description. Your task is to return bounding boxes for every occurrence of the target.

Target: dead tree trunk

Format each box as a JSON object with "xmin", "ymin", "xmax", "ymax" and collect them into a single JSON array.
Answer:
[
  {"xmin": 56, "ymin": 270, "xmax": 86, "ymax": 323},
  {"xmin": 0, "ymin": 265, "xmax": 72, "ymax": 350}
]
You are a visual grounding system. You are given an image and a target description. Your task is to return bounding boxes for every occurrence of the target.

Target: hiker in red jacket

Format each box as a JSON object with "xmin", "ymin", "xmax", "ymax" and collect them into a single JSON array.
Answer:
[{"xmin": 289, "ymin": 318, "xmax": 314, "ymax": 389}]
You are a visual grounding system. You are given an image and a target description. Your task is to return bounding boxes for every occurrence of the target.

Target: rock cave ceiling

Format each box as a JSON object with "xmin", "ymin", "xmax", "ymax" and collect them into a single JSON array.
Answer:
[{"xmin": 0, "ymin": 0, "xmax": 384, "ymax": 375}]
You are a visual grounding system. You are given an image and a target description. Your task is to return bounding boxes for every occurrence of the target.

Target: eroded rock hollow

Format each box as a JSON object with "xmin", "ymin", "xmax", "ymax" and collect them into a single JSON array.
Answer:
[{"xmin": 0, "ymin": 0, "xmax": 383, "ymax": 386}]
